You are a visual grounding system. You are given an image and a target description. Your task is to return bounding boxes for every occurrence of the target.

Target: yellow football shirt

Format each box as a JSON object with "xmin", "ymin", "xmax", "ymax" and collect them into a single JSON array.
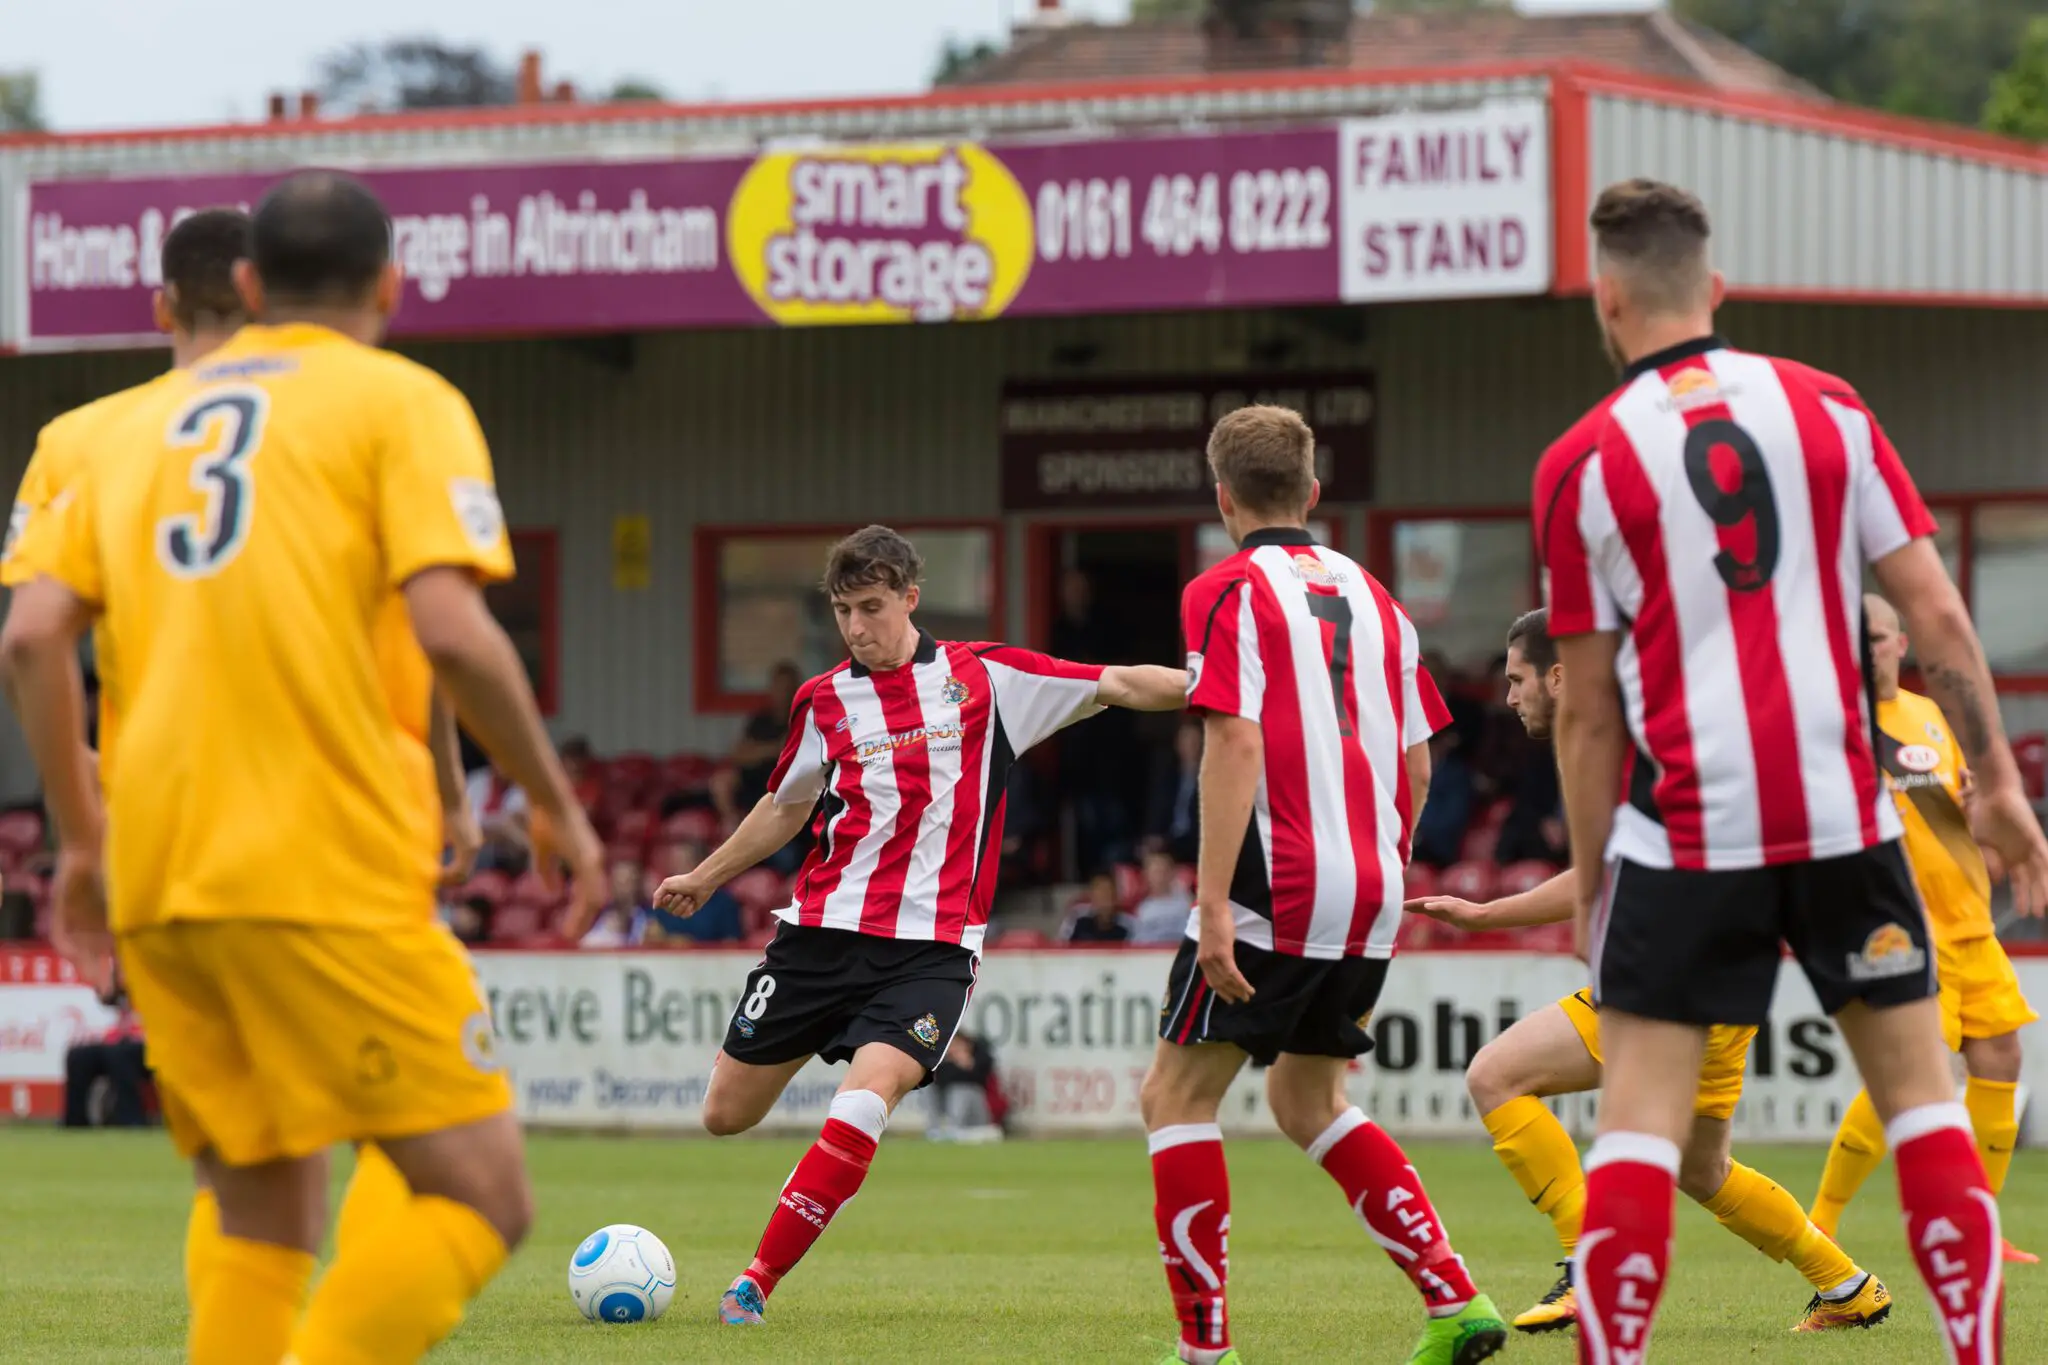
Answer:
[
  {"xmin": 5, "ymin": 374, "xmax": 184, "ymax": 586},
  {"xmin": 1878, "ymin": 688, "xmax": 1993, "ymax": 943},
  {"xmin": 39, "ymin": 322, "xmax": 514, "ymax": 933}
]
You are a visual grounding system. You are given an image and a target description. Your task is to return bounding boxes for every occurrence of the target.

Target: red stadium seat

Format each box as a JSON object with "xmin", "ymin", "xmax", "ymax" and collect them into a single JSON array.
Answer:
[
  {"xmin": 1403, "ymin": 864, "xmax": 1441, "ymax": 901},
  {"xmin": 1174, "ymin": 865, "xmax": 1198, "ymax": 895},
  {"xmin": 742, "ymin": 924, "xmax": 778, "ymax": 950},
  {"xmin": 506, "ymin": 871, "xmax": 564, "ymax": 910},
  {"xmin": 1441, "ymin": 860, "xmax": 1497, "ymax": 902},
  {"xmin": 1113, "ymin": 863, "xmax": 1144, "ymax": 908},
  {"xmin": 660, "ymin": 753, "xmax": 720, "ymax": 795},
  {"xmin": 1519, "ymin": 922, "xmax": 1575, "ymax": 955},
  {"xmin": 612, "ymin": 809, "xmax": 655, "ymax": 848},
  {"xmin": 0, "ymin": 810, "xmax": 45, "ymax": 859},
  {"xmin": 993, "ymin": 928, "xmax": 1056, "ymax": 949},
  {"xmin": 459, "ymin": 870, "xmax": 512, "ymax": 907},
  {"xmin": 1496, "ymin": 860, "xmax": 1561, "ymax": 898},
  {"xmin": 2016, "ymin": 732, "xmax": 2046, "ymax": 802},
  {"xmin": 1458, "ymin": 822, "xmax": 1500, "ymax": 864},
  {"xmin": 1477, "ymin": 798, "xmax": 1512, "ymax": 831},
  {"xmin": 663, "ymin": 809, "xmax": 721, "ymax": 845},
  {"xmin": 726, "ymin": 867, "xmax": 790, "ymax": 913},
  {"xmin": 490, "ymin": 903, "xmax": 544, "ymax": 941}
]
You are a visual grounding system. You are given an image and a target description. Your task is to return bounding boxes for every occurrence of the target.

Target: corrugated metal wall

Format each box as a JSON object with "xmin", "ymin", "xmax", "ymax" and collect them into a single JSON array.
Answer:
[
  {"xmin": 1589, "ymin": 94, "xmax": 2048, "ymax": 302},
  {"xmin": 0, "ymin": 298, "xmax": 2040, "ymax": 792}
]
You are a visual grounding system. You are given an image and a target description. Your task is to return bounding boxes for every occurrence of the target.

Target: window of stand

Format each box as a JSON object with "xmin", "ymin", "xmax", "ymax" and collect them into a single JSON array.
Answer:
[
  {"xmin": 1374, "ymin": 499, "xmax": 2048, "ymax": 690},
  {"xmin": 697, "ymin": 524, "xmax": 1000, "ymax": 711}
]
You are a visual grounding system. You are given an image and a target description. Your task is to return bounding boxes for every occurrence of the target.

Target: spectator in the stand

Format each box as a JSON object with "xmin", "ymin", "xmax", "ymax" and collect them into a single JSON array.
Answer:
[
  {"xmin": 1050, "ymin": 569, "xmax": 1139, "ymax": 872},
  {"xmin": 580, "ymin": 860, "xmax": 649, "ymax": 948},
  {"xmin": 1145, "ymin": 717, "xmax": 1204, "ymax": 865},
  {"xmin": 1495, "ymin": 746, "xmax": 1568, "ymax": 866},
  {"xmin": 646, "ymin": 839, "xmax": 744, "ymax": 944},
  {"xmin": 445, "ymin": 894, "xmax": 494, "ymax": 945},
  {"xmin": 711, "ymin": 661, "xmax": 806, "ymax": 868},
  {"xmin": 998, "ymin": 760, "xmax": 1051, "ymax": 889},
  {"xmin": 561, "ymin": 735, "xmax": 601, "ymax": 814},
  {"xmin": 1410, "ymin": 727, "xmax": 1477, "ymax": 869},
  {"xmin": 63, "ymin": 970, "xmax": 149, "ymax": 1128},
  {"xmin": 464, "ymin": 759, "xmax": 531, "ymax": 874},
  {"xmin": 928, "ymin": 1029, "xmax": 1008, "ymax": 1143},
  {"xmin": 1061, "ymin": 871, "xmax": 1134, "ymax": 944},
  {"xmin": 1129, "ymin": 846, "xmax": 1193, "ymax": 945}
]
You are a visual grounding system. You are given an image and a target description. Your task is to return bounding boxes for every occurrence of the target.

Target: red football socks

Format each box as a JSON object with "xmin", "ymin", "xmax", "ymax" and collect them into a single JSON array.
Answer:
[
  {"xmin": 1574, "ymin": 1132, "xmax": 1680, "ymax": 1365},
  {"xmin": 1891, "ymin": 1103, "xmax": 2004, "ymax": 1364},
  {"xmin": 1149, "ymin": 1123, "xmax": 1232, "ymax": 1358},
  {"xmin": 744, "ymin": 1091, "xmax": 888, "ymax": 1296},
  {"xmin": 1308, "ymin": 1108, "xmax": 1477, "ymax": 1315}
]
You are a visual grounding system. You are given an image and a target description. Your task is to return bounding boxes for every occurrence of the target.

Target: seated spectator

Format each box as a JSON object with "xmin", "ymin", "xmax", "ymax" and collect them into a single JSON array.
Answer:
[
  {"xmin": 1495, "ymin": 746, "xmax": 1568, "ymax": 866},
  {"xmin": 581, "ymin": 861, "xmax": 650, "ymax": 949},
  {"xmin": 927, "ymin": 1029, "xmax": 1007, "ymax": 1143},
  {"xmin": 1145, "ymin": 718, "xmax": 1203, "ymax": 866},
  {"xmin": 646, "ymin": 840, "xmax": 745, "ymax": 944},
  {"xmin": 64, "ymin": 971, "xmax": 149, "ymax": 1129},
  {"xmin": 998, "ymin": 759, "xmax": 1051, "ymax": 889},
  {"xmin": 445, "ymin": 894, "xmax": 493, "ymax": 945},
  {"xmin": 1129, "ymin": 847, "xmax": 1193, "ymax": 945},
  {"xmin": 711, "ymin": 661, "xmax": 806, "ymax": 869},
  {"xmin": 1410, "ymin": 729, "xmax": 1476, "ymax": 870},
  {"xmin": 464, "ymin": 760, "xmax": 531, "ymax": 874},
  {"xmin": 561, "ymin": 736, "xmax": 601, "ymax": 814},
  {"xmin": 1061, "ymin": 871, "xmax": 1134, "ymax": 944}
]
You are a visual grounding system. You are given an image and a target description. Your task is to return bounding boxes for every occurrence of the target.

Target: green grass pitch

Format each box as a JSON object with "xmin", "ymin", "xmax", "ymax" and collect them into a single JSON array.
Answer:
[{"xmin": 0, "ymin": 1127, "xmax": 2036, "ymax": 1362}]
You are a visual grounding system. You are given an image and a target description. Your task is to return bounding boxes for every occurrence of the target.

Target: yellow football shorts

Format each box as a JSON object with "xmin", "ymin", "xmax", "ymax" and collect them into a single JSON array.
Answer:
[
  {"xmin": 1936, "ymin": 934, "xmax": 2038, "ymax": 1053},
  {"xmin": 1560, "ymin": 989, "xmax": 1755, "ymax": 1120},
  {"xmin": 119, "ymin": 919, "xmax": 509, "ymax": 1166}
]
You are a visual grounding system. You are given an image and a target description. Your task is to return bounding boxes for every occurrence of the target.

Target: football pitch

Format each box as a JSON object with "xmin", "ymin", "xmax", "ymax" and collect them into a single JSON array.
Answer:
[{"xmin": 1, "ymin": 1128, "xmax": 2037, "ymax": 1363}]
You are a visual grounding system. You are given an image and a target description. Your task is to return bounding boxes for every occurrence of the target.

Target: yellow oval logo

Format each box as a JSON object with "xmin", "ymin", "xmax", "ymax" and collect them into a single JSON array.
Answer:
[{"xmin": 727, "ymin": 143, "xmax": 1034, "ymax": 326}]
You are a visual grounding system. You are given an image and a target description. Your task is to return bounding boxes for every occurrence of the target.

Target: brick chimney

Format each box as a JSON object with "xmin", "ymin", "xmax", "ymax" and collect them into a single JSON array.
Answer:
[
  {"xmin": 266, "ymin": 92, "xmax": 288, "ymax": 122},
  {"xmin": 1205, "ymin": 0, "xmax": 1353, "ymax": 71},
  {"xmin": 298, "ymin": 91, "xmax": 320, "ymax": 120},
  {"xmin": 517, "ymin": 50, "xmax": 545, "ymax": 104}
]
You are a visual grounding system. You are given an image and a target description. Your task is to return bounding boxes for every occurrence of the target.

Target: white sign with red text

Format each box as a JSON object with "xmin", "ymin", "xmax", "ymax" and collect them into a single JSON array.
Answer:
[
  {"xmin": 0, "ymin": 948, "xmax": 120, "ymax": 1118},
  {"xmin": 1337, "ymin": 98, "xmax": 1552, "ymax": 304}
]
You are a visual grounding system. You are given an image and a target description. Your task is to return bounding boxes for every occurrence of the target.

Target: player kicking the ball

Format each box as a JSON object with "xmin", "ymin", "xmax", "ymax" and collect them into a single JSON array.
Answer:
[
  {"xmin": 636, "ymin": 524, "xmax": 1186, "ymax": 1327},
  {"xmin": 1139, "ymin": 405, "xmax": 1506, "ymax": 1365},
  {"xmin": 1808, "ymin": 595, "xmax": 2039, "ymax": 1263},
  {"xmin": 1409, "ymin": 609, "xmax": 1891, "ymax": 1335}
]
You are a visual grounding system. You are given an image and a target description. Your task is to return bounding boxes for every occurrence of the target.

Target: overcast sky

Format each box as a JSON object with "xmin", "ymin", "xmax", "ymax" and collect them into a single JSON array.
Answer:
[{"xmin": 21, "ymin": 0, "xmax": 1657, "ymax": 133}]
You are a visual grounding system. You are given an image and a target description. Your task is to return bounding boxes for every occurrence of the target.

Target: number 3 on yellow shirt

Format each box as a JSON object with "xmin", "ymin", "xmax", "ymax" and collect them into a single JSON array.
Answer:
[{"xmin": 158, "ymin": 387, "xmax": 268, "ymax": 579}]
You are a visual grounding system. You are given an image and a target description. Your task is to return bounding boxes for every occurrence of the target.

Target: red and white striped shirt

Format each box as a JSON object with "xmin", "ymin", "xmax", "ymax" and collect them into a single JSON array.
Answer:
[
  {"xmin": 766, "ymin": 631, "xmax": 1105, "ymax": 953},
  {"xmin": 1182, "ymin": 528, "xmax": 1451, "ymax": 961},
  {"xmin": 1536, "ymin": 336, "xmax": 1932, "ymax": 871}
]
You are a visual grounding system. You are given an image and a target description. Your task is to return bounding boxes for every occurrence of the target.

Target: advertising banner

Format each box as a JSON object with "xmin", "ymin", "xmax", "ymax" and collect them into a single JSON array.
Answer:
[
  {"xmin": 0, "ymin": 947, "xmax": 121, "ymax": 1120},
  {"xmin": 457, "ymin": 949, "xmax": 2046, "ymax": 1143},
  {"xmin": 19, "ymin": 99, "xmax": 1553, "ymax": 348}
]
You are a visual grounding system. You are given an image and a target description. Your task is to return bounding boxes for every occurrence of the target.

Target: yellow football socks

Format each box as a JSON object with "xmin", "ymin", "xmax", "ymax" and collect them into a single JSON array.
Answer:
[
  {"xmin": 183, "ymin": 1186, "xmax": 221, "ymax": 1307},
  {"xmin": 1703, "ymin": 1161, "xmax": 1859, "ymax": 1292},
  {"xmin": 1483, "ymin": 1096, "xmax": 1586, "ymax": 1254},
  {"xmin": 1811, "ymin": 1089, "xmax": 1888, "ymax": 1237},
  {"xmin": 288, "ymin": 1194, "xmax": 508, "ymax": 1365},
  {"xmin": 188, "ymin": 1234, "xmax": 315, "ymax": 1365},
  {"xmin": 1966, "ymin": 1077, "xmax": 2020, "ymax": 1196},
  {"xmin": 334, "ymin": 1143, "xmax": 412, "ymax": 1251}
]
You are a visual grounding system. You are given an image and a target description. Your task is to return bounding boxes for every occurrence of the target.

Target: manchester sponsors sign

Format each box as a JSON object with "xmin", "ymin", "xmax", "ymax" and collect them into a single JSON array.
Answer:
[
  {"xmin": 17, "ymin": 99, "xmax": 1553, "ymax": 349},
  {"xmin": 998, "ymin": 373, "xmax": 1375, "ymax": 512}
]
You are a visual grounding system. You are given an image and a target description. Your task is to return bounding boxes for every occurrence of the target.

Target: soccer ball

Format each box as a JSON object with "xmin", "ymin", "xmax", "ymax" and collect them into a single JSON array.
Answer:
[{"xmin": 567, "ymin": 1223, "xmax": 676, "ymax": 1323}]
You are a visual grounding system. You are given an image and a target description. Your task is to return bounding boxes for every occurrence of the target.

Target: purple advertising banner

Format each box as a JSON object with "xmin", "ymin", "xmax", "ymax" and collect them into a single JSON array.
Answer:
[{"xmin": 22, "ymin": 104, "xmax": 1550, "ymax": 347}]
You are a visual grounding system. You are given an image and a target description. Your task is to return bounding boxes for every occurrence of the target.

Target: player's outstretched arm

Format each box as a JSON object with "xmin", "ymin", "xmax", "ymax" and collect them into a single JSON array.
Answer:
[
  {"xmin": 1095, "ymin": 664, "xmax": 1188, "ymax": 712},
  {"xmin": 654, "ymin": 795, "xmax": 812, "ymax": 917},
  {"xmin": 1875, "ymin": 538, "xmax": 2048, "ymax": 915},
  {"xmin": 1553, "ymin": 632, "xmax": 1628, "ymax": 954},
  {"xmin": 1406, "ymin": 871, "xmax": 1574, "ymax": 932},
  {"xmin": 404, "ymin": 566, "xmax": 605, "ymax": 929}
]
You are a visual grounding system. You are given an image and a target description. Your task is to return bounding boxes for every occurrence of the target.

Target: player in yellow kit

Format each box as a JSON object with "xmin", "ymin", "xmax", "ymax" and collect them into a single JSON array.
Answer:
[
  {"xmin": 1408, "ymin": 609, "xmax": 1892, "ymax": 1335},
  {"xmin": 1810, "ymin": 594, "xmax": 2039, "ymax": 1263},
  {"xmin": 1, "ymin": 172, "xmax": 603, "ymax": 1365}
]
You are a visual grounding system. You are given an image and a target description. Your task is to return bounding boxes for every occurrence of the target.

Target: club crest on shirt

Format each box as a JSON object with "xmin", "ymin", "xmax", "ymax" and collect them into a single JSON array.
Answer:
[
  {"xmin": 1660, "ymin": 366, "xmax": 1735, "ymax": 413},
  {"xmin": 940, "ymin": 677, "xmax": 970, "ymax": 707},
  {"xmin": 1291, "ymin": 552, "xmax": 1343, "ymax": 585},
  {"xmin": 910, "ymin": 1013, "xmax": 943, "ymax": 1048},
  {"xmin": 1846, "ymin": 923, "xmax": 1927, "ymax": 983},
  {"xmin": 448, "ymin": 477, "xmax": 505, "ymax": 552},
  {"xmin": 461, "ymin": 1010, "xmax": 502, "ymax": 1073},
  {"xmin": 1925, "ymin": 722, "xmax": 1944, "ymax": 743}
]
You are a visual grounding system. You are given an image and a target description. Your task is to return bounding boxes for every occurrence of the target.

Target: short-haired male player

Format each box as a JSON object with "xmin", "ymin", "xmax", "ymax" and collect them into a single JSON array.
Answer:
[
  {"xmin": 1536, "ymin": 177, "xmax": 2048, "ymax": 1364},
  {"xmin": 1410, "ymin": 609, "xmax": 1890, "ymax": 1335},
  {"xmin": 1138, "ymin": 404, "xmax": 1506, "ymax": 1365},
  {"xmin": 0, "ymin": 206, "xmax": 467, "ymax": 1316},
  {"xmin": 1809, "ymin": 594, "xmax": 2038, "ymax": 1263},
  {"xmin": 4, "ymin": 171, "xmax": 603, "ymax": 1365},
  {"xmin": 642, "ymin": 524, "xmax": 1187, "ymax": 1327}
]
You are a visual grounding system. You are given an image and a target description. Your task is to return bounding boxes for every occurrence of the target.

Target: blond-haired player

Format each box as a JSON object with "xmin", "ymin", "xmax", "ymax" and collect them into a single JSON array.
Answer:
[
  {"xmin": 1809, "ymin": 594, "xmax": 2039, "ymax": 1262},
  {"xmin": 1410, "ymin": 609, "xmax": 1891, "ymax": 1334},
  {"xmin": 1, "ymin": 170, "xmax": 601, "ymax": 1365}
]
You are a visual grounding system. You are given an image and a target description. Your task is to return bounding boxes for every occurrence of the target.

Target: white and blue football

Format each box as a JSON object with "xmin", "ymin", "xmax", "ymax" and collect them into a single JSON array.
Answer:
[{"xmin": 567, "ymin": 1223, "xmax": 677, "ymax": 1323}]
